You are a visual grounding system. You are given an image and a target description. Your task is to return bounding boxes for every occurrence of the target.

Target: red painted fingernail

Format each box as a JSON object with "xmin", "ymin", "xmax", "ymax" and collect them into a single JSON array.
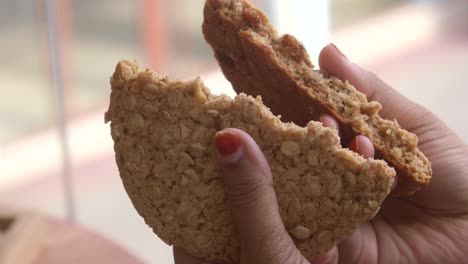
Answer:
[
  {"xmin": 318, "ymin": 115, "xmax": 327, "ymax": 125},
  {"xmin": 319, "ymin": 114, "xmax": 339, "ymax": 130},
  {"xmin": 349, "ymin": 136, "xmax": 375, "ymax": 158},
  {"xmin": 330, "ymin": 43, "xmax": 348, "ymax": 60},
  {"xmin": 215, "ymin": 130, "xmax": 242, "ymax": 159},
  {"xmin": 349, "ymin": 137, "xmax": 360, "ymax": 154}
]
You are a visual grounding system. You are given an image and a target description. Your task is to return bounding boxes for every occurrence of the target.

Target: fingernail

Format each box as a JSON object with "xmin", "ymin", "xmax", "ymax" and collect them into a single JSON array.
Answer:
[
  {"xmin": 319, "ymin": 114, "xmax": 339, "ymax": 130},
  {"xmin": 349, "ymin": 135, "xmax": 375, "ymax": 159},
  {"xmin": 215, "ymin": 130, "xmax": 243, "ymax": 163},
  {"xmin": 330, "ymin": 43, "xmax": 348, "ymax": 60},
  {"xmin": 349, "ymin": 136, "xmax": 360, "ymax": 153}
]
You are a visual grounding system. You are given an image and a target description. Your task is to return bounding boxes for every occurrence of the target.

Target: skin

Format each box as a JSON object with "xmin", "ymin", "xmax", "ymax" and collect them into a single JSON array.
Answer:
[{"xmin": 173, "ymin": 44, "xmax": 468, "ymax": 264}]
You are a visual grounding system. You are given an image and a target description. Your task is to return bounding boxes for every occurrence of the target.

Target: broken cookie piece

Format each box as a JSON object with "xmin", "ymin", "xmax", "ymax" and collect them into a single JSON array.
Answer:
[
  {"xmin": 202, "ymin": 0, "xmax": 431, "ymax": 196},
  {"xmin": 105, "ymin": 60, "xmax": 395, "ymax": 263}
]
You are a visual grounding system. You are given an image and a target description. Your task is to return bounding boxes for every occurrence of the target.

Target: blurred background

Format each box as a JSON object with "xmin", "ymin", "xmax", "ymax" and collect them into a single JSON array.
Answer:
[{"xmin": 0, "ymin": 0, "xmax": 467, "ymax": 262}]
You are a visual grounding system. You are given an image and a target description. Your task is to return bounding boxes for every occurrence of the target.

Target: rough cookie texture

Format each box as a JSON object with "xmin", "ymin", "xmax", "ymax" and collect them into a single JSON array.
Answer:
[
  {"xmin": 105, "ymin": 60, "xmax": 395, "ymax": 263},
  {"xmin": 202, "ymin": 0, "xmax": 431, "ymax": 196}
]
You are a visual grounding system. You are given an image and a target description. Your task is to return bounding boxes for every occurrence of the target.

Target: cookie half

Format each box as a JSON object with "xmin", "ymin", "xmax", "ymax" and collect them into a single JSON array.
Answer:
[
  {"xmin": 105, "ymin": 60, "xmax": 395, "ymax": 262},
  {"xmin": 202, "ymin": 0, "xmax": 431, "ymax": 196}
]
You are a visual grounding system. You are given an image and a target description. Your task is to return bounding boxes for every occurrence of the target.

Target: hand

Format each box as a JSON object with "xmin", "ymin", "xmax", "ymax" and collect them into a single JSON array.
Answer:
[
  {"xmin": 175, "ymin": 128, "xmax": 310, "ymax": 264},
  {"xmin": 173, "ymin": 44, "xmax": 468, "ymax": 263},
  {"xmin": 319, "ymin": 44, "xmax": 468, "ymax": 263}
]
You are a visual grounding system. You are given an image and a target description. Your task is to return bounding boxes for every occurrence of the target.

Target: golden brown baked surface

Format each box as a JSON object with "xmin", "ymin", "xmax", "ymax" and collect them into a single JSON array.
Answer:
[
  {"xmin": 202, "ymin": 0, "xmax": 431, "ymax": 196},
  {"xmin": 105, "ymin": 60, "xmax": 395, "ymax": 262}
]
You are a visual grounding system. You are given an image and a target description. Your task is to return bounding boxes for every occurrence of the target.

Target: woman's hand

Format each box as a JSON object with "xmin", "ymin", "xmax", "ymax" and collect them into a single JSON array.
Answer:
[
  {"xmin": 174, "ymin": 44, "xmax": 468, "ymax": 263},
  {"xmin": 319, "ymin": 44, "xmax": 468, "ymax": 263}
]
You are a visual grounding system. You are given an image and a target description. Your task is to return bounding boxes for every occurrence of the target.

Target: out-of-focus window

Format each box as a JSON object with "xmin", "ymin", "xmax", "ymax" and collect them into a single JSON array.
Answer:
[
  {"xmin": 331, "ymin": 0, "xmax": 408, "ymax": 30},
  {"xmin": 70, "ymin": 0, "xmax": 139, "ymax": 113},
  {"xmin": 0, "ymin": 1, "xmax": 51, "ymax": 143}
]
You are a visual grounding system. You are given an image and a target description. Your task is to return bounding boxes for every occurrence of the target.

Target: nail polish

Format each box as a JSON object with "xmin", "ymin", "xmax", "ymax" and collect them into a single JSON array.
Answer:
[
  {"xmin": 319, "ymin": 114, "xmax": 339, "ymax": 130},
  {"xmin": 215, "ymin": 130, "xmax": 242, "ymax": 158},
  {"xmin": 349, "ymin": 135, "xmax": 375, "ymax": 159},
  {"xmin": 318, "ymin": 115, "xmax": 326, "ymax": 124},
  {"xmin": 348, "ymin": 137, "xmax": 360, "ymax": 154}
]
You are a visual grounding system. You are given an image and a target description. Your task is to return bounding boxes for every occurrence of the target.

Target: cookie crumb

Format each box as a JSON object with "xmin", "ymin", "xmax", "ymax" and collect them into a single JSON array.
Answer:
[{"xmin": 291, "ymin": 226, "xmax": 311, "ymax": 240}]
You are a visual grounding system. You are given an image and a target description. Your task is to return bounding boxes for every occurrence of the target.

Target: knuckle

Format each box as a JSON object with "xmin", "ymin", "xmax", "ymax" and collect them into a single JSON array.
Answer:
[
  {"xmin": 225, "ymin": 181, "xmax": 271, "ymax": 209},
  {"xmin": 251, "ymin": 228, "xmax": 301, "ymax": 264}
]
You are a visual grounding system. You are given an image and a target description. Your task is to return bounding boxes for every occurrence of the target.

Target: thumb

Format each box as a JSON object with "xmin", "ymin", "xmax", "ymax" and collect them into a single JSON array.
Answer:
[
  {"xmin": 318, "ymin": 44, "xmax": 468, "ymax": 210},
  {"xmin": 214, "ymin": 128, "xmax": 308, "ymax": 264},
  {"xmin": 318, "ymin": 43, "xmax": 434, "ymax": 133}
]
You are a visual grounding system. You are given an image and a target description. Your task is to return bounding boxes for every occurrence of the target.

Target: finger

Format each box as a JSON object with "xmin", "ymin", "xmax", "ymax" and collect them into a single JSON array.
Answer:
[
  {"xmin": 214, "ymin": 128, "xmax": 286, "ymax": 239},
  {"xmin": 318, "ymin": 114, "xmax": 375, "ymax": 159},
  {"xmin": 319, "ymin": 114, "xmax": 340, "ymax": 130},
  {"xmin": 348, "ymin": 135, "xmax": 375, "ymax": 159},
  {"xmin": 318, "ymin": 43, "xmax": 431, "ymax": 132},
  {"xmin": 337, "ymin": 223, "xmax": 378, "ymax": 264},
  {"xmin": 348, "ymin": 136, "xmax": 399, "ymax": 192},
  {"xmin": 173, "ymin": 247, "xmax": 205, "ymax": 264},
  {"xmin": 309, "ymin": 247, "xmax": 339, "ymax": 264},
  {"xmin": 317, "ymin": 44, "xmax": 468, "ymax": 215},
  {"xmin": 214, "ymin": 128, "xmax": 307, "ymax": 263}
]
